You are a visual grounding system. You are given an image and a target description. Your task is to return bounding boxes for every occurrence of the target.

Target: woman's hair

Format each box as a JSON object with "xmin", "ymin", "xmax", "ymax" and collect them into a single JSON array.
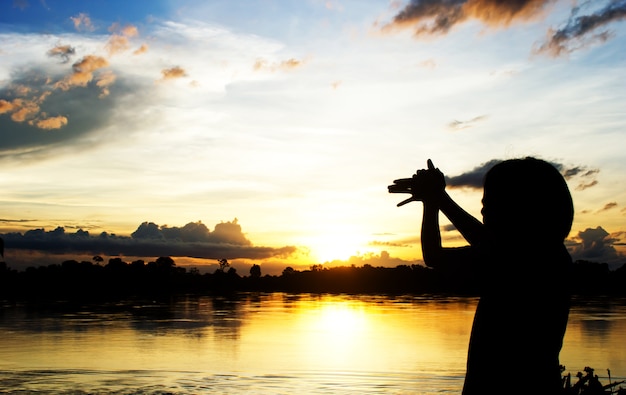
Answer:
[{"xmin": 482, "ymin": 157, "xmax": 574, "ymax": 242}]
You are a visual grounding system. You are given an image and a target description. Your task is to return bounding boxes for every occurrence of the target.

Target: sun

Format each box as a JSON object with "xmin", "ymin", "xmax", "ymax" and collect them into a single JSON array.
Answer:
[{"xmin": 308, "ymin": 232, "xmax": 367, "ymax": 263}]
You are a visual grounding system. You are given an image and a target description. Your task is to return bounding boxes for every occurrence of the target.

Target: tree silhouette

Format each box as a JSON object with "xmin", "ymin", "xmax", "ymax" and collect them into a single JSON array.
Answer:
[
  {"xmin": 250, "ymin": 264, "xmax": 261, "ymax": 278},
  {"xmin": 218, "ymin": 258, "xmax": 230, "ymax": 272},
  {"xmin": 155, "ymin": 256, "xmax": 175, "ymax": 271}
]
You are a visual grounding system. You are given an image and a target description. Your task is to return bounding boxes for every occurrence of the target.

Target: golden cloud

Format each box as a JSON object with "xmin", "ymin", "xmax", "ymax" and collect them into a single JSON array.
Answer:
[
  {"xmin": 121, "ymin": 25, "xmax": 139, "ymax": 37},
  {"xmin": 12, "ymin": 84, "xmax": 33, "ymax": 96},
  {"xmin": 96, "ymin": 71, "xmax": 117, "ymax": 87},
  {"xmin": 9, "ymin": 99, "xmax": 40, "ymax": 122},
  {"xmin": 105, "ymin": 24, "xmax": 140, "ymax": 55},
  {"xmin": 70, "ymin": 13, "xmax": 94, "ymax": 32},
  {"xmin": 462, "ymin": 0, "xmax": 550, "ymax": 27},
  {"xmin": 1, "ymin": 97, "xmax": 69, "ymax": 130},
  {"xmin": 383, "ymin": 0, "xmax": 553, "ymax": 35},
  {"xmin": 2, "ymin": 96, "xmax": 69, "ymax": 130},
  {"xmin": 33, "ymin": 115, "xmax": 68, "ymax": 130},
  {"xmin": 0, "ymin": 99, "xmax": 17, "ymax": 114},
  {"xmin": 253, "ymin": 59, "xmax": 266, "ymax": 71},
  {"xmin": 47, "ymin": 44, "xmax": 75, "ymax": 63},
  {"xmin": 106, "ymin": 35, "xmax": 130, "ymax": 55},
  {"xmin": 36, "ymin": 90, "xmax": 52, "ymax": 103},
  {"xmin": 279, "ymin": 58, "xmax": 303, "ymax": 70},
  {"xmin": 96, "ymin": 71, "xmax": 117, "ymax": 97},
  {"xmin": 108, "ymin": 23, "xmax": 139, "ymax": 37},
  {"xmin": 133, "ymin": 44, "xmax": 149, "ymax": 55},
  {"xmin": 73, "ymin": 55, "xmax": 109, "ymax": 73},
  {"xmin": 160, "ymin": 66, "xmax": 187, "ymax": 80},
  {"xmin": 55, "ymin": 55, "xmax": 110, "ymax": 90},
  {"xmin": 253, "ymin": 58, "xmax": 305, "ymax": 72}
]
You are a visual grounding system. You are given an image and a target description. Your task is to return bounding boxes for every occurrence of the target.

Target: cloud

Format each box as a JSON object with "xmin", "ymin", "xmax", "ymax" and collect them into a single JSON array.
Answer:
[
  {"xmin": 105, "ymin": 23, "xmax": 140, "ymax": 56},
  {"xmin": 70, "ymin": 13, "xmax": 95, "ymax": 32},
  {"xmin": 560, "ymin": 166, "xmax": 599, "ymax": 179},
  {"xmin": 0, "ymin": 56, "xmax": 113, "ymax": 136},
  {"xmin": 445, "ymin": 158, "xmax": 502, "ymax": 188},
  {"xmin": 462, "ymin": 0, "xmax": 553, "ymax": 26},
  {"xmin": 552, "ymin": 163, "xmax": 600, "ymax": 191},
  {"xmin": 568, "ymin": 226, "xmax": 624, "ymax": 266},
  {"xmin": 6, "ymin": 98, "xmax": 40, "ymax": 122},
  {"xmin": 534, "ymin": 1, "xmax": 626, "ymax": 56},
  {"xmin": 448, "ymin": 114, "xmax": 488, "ymax": 130},
  {"xmin": 33, "ymin": 115, "xmax": 68, "ymax": 130},
  {"xmin": 369, "ymin": 240, "xmax": 410, "ymax": 248},
  {"xmin": 598, "ymin": 202, "xmax": 618, "ymax": 212},
  {"xmin": 253, "ymin": 58, "xmax": 305, "ymax": 72},
  {"xmin": 160, "ymin": 66, "xmax": 188, "ymax": 80},
  {"xmin": 106, "ymin": 35, "xmax": 132, "ymax": 56},
  {"xmin": 8, "ymin": 84, "xmax": 33, "ymax": 96},
  {"xmin": 576, "ymin": 180, "xmax": 598, "ymax": 191},
  {"xmin": 0, "ymin": 18, "xmax": 292, "ymax": 161},
  {"xmin": 418, "ymin": 58, "xmax": 437, "ymax": 69},
  {"xmin": 324, "ymin": 250, "xmax": 422, "ymax": 268},
  {"xmin": 0, "ymin": 51, "xmax": 116, "ymax": 134},
  {"xmin": 132, "ymin": 219, "xmax": 252, "ymax": 246},
  {"xmin": 382, "ymin": 0, "xmax": 554, "ymax": 36},
  {"xmin": 96, "ymin": 70, "xmax": 116, "ymax": 97},
  {"xmin": 442, "ymin": 224, "xmax": 458, "ymax": 232},
  {"xmin": 109, "ymin": 23, "xmax": 139, "ymax": 38},
  {"xmin": 55, "ymin": 55, "xmax": 110, "ymax": 90},
  {"xmin": 1, "ymin": 22, "xmax": 152, "ymax": 134},
  {"xmin": 0, "ymin": 218, "xmax": 39, "ymax": 224},
  {"xmin": 0, "ymin": 67, "xmax": 147, "ymax": 162},
  {"xmin": 279, "ymin": 58, "xmax": 304, "ymax": 69},
  {"xmin": 47, "ymin": 44, "xmax": 76, "ymax": 63},
  {"xmin": 133, "ymin": 44, "xmax": 149, "ymax": 55},
  {"xmin": 0, "ymin": 100, "xmax": 16, "ymax": 114},
  {"xmin": 1, "ymin": 219, "xmax": 297, "ymax": 262},
  {"xmin": 444, "ymin": 158, "xmax": 599, "ymax": 189}
]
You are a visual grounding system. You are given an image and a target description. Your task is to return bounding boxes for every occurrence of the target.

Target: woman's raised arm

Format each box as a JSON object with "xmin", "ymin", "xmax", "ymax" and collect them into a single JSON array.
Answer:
[{"xmin": 390, "ymin": 159, "xmax": 485, "ymax": 268}]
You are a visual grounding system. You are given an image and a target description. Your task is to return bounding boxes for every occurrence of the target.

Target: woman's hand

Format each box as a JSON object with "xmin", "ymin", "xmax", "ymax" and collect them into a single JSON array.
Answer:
[{"xmin": 388, "ymin": 159, "xmax": 446, "ymax": 206}]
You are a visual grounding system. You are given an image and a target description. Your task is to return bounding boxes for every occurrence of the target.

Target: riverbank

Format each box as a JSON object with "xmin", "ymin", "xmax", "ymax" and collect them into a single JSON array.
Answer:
[{"xmin": 1, "ymin": 258, "xmax": 625, "ymax": 300}]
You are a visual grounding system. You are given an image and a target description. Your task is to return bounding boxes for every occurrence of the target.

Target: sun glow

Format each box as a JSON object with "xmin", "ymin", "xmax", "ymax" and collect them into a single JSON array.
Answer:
[
  {"xmin": 314, "ymin": 303, "xmax": 368, "ymax": 336},
  {"xmin": 304, "ymin": 301, "xmax": 370, "ymax": 364},
  {"xmin": 307, "ymin": 231, "xmax": 369, "ymax": 263}
]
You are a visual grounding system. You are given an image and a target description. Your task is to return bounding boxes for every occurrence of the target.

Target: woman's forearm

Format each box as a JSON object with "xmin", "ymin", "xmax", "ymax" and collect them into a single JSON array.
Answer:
[
  {"xmin": 438, "ymin": 192, "xmax": 485, "ymax": 246},
  {"xmin": 421, "ymin": 201, "xmax": 442, "ymax": 267}
]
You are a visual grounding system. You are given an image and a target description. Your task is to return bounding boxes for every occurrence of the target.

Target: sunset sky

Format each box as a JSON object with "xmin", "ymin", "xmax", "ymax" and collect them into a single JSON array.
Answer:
[{"xmin": 1, "ymin": 0, "xmax": 625, "ymax": 273}]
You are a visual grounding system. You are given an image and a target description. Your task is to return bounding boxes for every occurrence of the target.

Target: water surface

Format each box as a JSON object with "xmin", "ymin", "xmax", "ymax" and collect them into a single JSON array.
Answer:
[{"xmin": 0, "ymin": 294, "xmax": 624, "ymax": 394}]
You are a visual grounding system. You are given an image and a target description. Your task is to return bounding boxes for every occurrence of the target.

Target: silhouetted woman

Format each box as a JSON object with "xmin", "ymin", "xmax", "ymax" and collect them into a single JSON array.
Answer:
[{"xmin": 390, "ymin": 157, "xmax": 573, "ymax": 395}]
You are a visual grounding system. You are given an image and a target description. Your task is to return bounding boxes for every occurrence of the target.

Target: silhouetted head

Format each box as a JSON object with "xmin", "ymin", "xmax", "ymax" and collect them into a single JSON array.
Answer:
[{"xmin": 481, "ymin": 157, "xmax": 573, "ymax": 243}]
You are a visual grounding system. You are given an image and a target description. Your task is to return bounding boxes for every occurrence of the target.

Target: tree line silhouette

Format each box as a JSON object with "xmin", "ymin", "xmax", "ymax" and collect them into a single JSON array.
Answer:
[{"xmin": 0, "ymin": 256, "xmax": 624, "ymax": 300}]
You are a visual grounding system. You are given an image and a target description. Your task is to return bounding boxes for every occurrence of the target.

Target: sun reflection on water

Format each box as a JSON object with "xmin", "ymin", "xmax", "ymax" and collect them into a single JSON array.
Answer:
[{"xmin": 312, "ymin": 302, "xmax": 368, "ymax": 336}]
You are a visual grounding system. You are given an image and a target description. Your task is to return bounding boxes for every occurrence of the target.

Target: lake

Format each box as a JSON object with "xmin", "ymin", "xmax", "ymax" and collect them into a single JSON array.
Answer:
[{"xmin": 0, "ymin": 293, "xmax": 624, "ymax": 394}]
